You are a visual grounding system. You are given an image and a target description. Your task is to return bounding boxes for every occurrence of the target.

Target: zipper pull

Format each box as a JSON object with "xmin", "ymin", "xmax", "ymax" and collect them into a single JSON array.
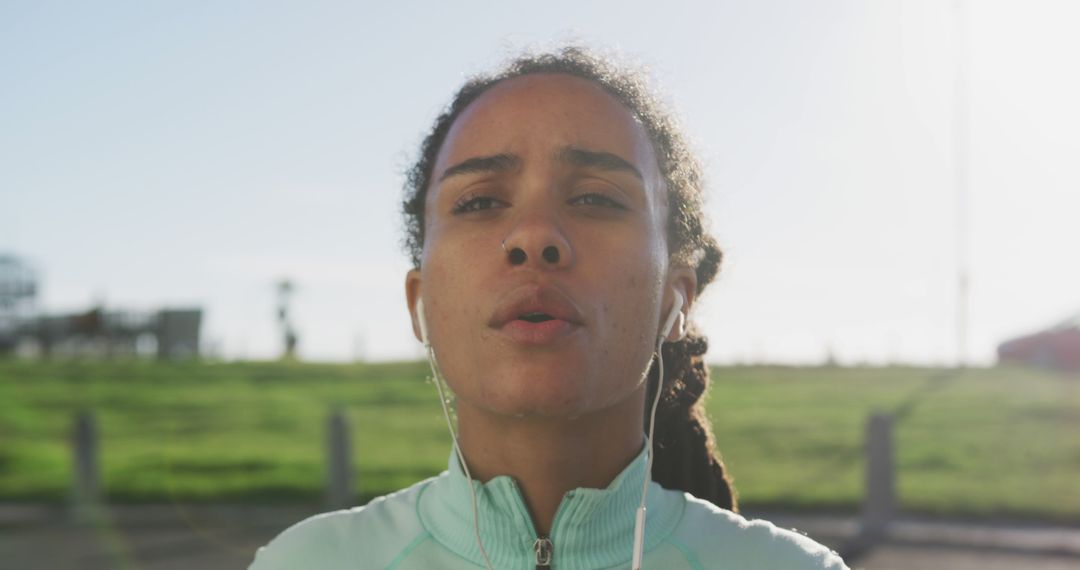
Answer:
[{"xmin": 534, "ymin": 536, "xmax": 553, "ymax": 569}]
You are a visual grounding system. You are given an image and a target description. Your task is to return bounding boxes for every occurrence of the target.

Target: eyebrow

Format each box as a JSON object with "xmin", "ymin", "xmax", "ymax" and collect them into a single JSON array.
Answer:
[
  {"xmin": 438, "ymin": 153, "xmax": 521, "ymax": 182},
  {"xmin": 436, "ymin": 146, "xmax": 644, "ymax": 183},
  {"xmin": 555, "ymin": 146, "xmax": 643, "ymax": 181}
]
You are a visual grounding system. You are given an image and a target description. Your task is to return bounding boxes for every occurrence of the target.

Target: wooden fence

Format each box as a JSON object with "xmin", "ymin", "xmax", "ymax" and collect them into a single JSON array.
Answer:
[{"xmin": 67, "ymin": 410, "xmax": 898, "ymax": 539}]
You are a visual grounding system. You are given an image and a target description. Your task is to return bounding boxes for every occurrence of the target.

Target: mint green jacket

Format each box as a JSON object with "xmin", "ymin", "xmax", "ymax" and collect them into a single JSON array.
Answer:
[{"xmin": 249, "ymin": 446, "xmax": 848, "ymax": 569}]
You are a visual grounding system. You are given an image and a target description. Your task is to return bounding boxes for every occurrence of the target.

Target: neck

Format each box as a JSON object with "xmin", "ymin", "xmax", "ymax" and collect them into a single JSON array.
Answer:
[{"xmin": 455, "ymin": 391, "xmax": 646, "ymax": 537}]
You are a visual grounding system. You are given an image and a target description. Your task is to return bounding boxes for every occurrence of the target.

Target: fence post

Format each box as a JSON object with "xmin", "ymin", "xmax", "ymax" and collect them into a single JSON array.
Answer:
[
  {"xmin": 71, "ymin": 410, "xmax": 102, "ymax": 523},
  {"xmin": 860, "ymin": 412, "xmax": 895, "ymax": 540},
  {"xmin": 326, "ymin": 409, "xmax": 355, "ymax": 510}
]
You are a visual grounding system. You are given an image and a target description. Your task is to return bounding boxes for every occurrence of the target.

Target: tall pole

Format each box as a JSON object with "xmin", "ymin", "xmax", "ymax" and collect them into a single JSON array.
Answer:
[
  {"xmin": 953, "ymin": 0, "xmax": 970, "ymax": 369},
  {"xmin": 277, "ymin": 279, "xmax": 298, "ymax": 360}
]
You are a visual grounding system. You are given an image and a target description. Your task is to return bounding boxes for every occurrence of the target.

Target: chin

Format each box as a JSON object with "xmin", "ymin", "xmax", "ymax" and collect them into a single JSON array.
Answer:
[{"xmin": 473, "ymin": 359, "xmax": 620, "ymax": 419}]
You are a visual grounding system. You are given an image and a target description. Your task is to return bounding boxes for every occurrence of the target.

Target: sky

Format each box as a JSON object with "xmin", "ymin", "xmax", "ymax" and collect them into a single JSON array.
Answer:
[{"xmin": 3, "ymin": 0, "xmax": 1078, "ymax": 365}]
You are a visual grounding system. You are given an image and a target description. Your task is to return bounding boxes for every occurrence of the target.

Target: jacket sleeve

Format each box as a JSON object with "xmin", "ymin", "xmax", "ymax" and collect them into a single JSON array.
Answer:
[
  {"xmin": 673, "ymin": 494, "xmax": 850, "ymax": 569},
  {"xmin": 247, "ymin": 511, "xmax": 347, "ymax": 570},
  {"xmin": 247, "ymin": 488, "xmax": 430, "ymax": 570},
  {"xmin": 755, "ymin": 524, "xmax": 849, "ymax": 570}
]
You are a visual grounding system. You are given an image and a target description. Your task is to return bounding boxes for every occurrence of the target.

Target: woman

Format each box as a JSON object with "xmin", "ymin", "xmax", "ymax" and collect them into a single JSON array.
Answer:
[{"xmin": 250, "ymin": 46, "xmax": 848, "ymax": 569}]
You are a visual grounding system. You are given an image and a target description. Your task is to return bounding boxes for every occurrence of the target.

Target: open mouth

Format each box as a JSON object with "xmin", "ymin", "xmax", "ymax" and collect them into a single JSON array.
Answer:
[{"xmin": 518, "ymin": 312, "xmax": 555, "ymax": 323}]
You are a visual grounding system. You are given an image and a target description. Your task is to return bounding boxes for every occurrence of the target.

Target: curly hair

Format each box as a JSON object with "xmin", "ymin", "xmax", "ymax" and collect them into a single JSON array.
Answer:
[{"xmin": 401, "ymin": 46, "xmax": 737, "ymax": 511}]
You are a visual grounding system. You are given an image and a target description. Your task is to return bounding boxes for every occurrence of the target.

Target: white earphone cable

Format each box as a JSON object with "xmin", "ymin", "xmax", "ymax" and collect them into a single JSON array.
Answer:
[
  {"xmin": 424, "ymin": 345, "xmax": 495, "ymax": 570},
  {"xmin": 633, "ymin": 290, "xmax": 683, "ymax": 570},
  {"xmin": 632, "ymin": 334, "xmax": 666, "ymax": 570},
  {"xmin": 418, "ymin": 300, "xmax": 495, "ymax": 570}
]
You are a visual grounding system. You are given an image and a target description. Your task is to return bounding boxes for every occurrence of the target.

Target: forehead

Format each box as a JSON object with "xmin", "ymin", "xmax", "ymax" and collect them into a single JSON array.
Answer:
[{"xmin": 432, "ymin": 73, "xmax": 661, "ymax": 183}]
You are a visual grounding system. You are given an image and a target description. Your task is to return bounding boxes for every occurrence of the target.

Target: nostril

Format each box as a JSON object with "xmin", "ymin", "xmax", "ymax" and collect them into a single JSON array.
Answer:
[
  {"xmin": 542, "ymin": 246, "xmax": 560, "ymax": 264},
  {"xmin": 508, "ymin": 248, "xmax": 527, "ymax": 265}
]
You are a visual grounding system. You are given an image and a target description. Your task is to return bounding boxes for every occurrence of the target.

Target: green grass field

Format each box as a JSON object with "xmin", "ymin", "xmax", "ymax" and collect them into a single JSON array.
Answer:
[{"xmin": 1, "ymin": 360, "xmax": 1077, "ymax": 522}]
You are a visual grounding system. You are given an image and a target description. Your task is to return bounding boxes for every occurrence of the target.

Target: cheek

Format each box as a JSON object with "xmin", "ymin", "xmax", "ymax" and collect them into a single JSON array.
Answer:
[
  {"xmin": 423, "ymin": 223, "xmax": 491, "ymax": 301},
  {"xmin": 421, "ymin": 255, "xmax": 471, "ymax": 347},
  {"xmin": 419, "ymin": 238, "xmax": 497, "ymax": 390},
  {"xmin": 593, "ymin": 255, "xmax": 665, "ymax": 359},
  {"xmin": 430, "ymin": 286, "xmax": 482, "ymax": 344}
]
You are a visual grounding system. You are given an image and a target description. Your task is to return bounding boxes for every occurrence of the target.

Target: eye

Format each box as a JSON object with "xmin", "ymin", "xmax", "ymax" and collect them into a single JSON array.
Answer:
[
  {"xmin": 570, "ymin": 192, "xmax": 628, "ymax": 210},
  {"xmin": 451, "ymin": 195, "xmax": 506, "ymax": 214}
]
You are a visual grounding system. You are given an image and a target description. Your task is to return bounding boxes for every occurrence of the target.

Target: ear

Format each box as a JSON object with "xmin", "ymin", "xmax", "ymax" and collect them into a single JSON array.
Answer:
[
  {"xmin": 663, "ymin": 265, "xmax": 697, "ymax": 343},
  {"xmin": 405, "ymin": 269, "xmax": 423, "ymax": 343}
]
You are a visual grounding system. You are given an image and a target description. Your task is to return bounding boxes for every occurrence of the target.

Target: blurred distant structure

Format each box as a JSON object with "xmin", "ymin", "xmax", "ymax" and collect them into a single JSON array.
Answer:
[
  {"xmin": 0, "ymin": 255, "xmax": 38, "ymax": 353},
  {"xmin": 276, "ymin": 279, "xmax": 298, "ymax": 360},
  {"xmin": 0, "ymin": 252, "xmax": 202, "ymax": 360},
  {"xmin": 997, "ymin": 313, "xmax": 1080, "ymax": 373},
  {"xmin": 10, "ymin": 306, "xmax": 202, "ymax": 360}
]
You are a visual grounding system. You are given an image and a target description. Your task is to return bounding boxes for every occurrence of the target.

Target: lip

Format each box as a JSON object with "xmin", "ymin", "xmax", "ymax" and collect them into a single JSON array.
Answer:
[
  {"xmin": 489, "ymin": 283, "xmax": 584, "ymax": 345},
  {"xmin": 500, "ymin": 318, "xmax": 578, "ymax": 345}
]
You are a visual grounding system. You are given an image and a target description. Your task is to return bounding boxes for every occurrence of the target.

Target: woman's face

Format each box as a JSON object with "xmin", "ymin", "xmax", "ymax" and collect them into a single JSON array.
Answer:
[{"xmin": 406, "ymin": 73, "xmax": 693, "ymax": 419}]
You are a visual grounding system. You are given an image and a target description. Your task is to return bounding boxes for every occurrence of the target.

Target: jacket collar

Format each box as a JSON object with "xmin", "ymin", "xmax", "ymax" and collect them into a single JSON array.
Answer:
[{"xmin": 417, "ymin": 443, "xmax": 684, "ymax": 569}]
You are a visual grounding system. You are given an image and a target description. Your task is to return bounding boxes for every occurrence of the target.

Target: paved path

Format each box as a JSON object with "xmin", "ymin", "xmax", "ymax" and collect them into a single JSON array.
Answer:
[
  {"xmin": 753, "ymin": 510, "xmax": 1080, "ymax": 570},
  {"xmin": 3, "ymin": 504, "xmax": 1079, "ymax": 569},
  {"xmin": 0, "ymin": 504, "xmax": 300, "ymax": 570}
]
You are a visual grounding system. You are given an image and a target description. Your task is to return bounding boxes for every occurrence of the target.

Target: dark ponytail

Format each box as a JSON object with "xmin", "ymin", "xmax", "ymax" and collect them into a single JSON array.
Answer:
[
  {"xmin": 646, "ymin": 332, "xmax": 737, "ymax": 511},
  {"xmin": 644, "ymin": 237, "xmax": 736, "ymax": 511},
  {"xmin": 402, "ymin": 46, "xmax": 737, "ymax": 510}
]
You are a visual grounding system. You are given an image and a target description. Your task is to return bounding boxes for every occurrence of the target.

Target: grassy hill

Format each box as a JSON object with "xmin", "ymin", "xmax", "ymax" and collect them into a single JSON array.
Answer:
[{"xmin": 1, "ymin": 360, "xmax": 1077, "ymax": 521}]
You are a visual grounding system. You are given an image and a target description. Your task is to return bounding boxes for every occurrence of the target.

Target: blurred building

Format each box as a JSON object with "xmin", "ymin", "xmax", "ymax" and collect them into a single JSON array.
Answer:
[
  {"xmin": 0, "ymin": 255, "xmax": 38, "ymax": 353},
  {"xmin": 13, "ymin": 306, "xmax": 203, "ymax": 360},
  {"xmin": 997, "ymin": 313, "xmax": 1080, "ymax": 373},
  {"xmin": 0, "ymin": 253, "xmax": 202, "ymax": 360}
]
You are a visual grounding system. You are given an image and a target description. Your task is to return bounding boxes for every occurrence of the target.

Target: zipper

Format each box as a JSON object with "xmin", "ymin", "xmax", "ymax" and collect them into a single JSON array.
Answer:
[
  {"xmin": 533, "ymin": 535, "xmax": 553, "ymax": 569},
  {"xmin": 507, "ymin": 478, "xmax": 571, "ymax": 569}
]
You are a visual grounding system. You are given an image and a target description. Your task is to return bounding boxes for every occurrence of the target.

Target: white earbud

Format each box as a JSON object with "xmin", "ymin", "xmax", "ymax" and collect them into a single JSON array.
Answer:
[
  {"xmin": 660, "ymin": 289, "xmax": 686, "ymax": 342},
  {"xmin": 416, "ymin": 298, "xmax": 430, "ymax": 346}
]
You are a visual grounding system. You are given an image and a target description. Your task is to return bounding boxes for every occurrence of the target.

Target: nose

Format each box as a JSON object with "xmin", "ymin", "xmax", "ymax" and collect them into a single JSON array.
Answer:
[{"xmin": 501, "ymin": 215, "xmax": 573, "ymax": 269}]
